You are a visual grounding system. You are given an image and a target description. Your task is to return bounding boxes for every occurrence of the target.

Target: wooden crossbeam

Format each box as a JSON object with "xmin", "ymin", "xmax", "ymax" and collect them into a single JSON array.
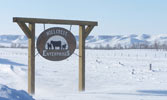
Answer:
[
  {"xmin": 17, "ymin": 22, "xmax": 32, "ymax": 38},
  {"xmin": 85, "ymin": 25, "xmax": 94, "ymax": 38},
  {"xmin": 13, "ymin": 17, "xmax": 98, "ymax": 26}
]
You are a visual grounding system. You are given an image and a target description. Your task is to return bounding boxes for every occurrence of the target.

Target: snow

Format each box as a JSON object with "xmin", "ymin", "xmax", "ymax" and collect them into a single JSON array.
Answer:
[
  {"xmin": 0, "ymin": 84, "xmax": 34, "ymax": 100},
  {"xmin": 0, "ymin": 48, "xmax": 167, "ymax": 100}
]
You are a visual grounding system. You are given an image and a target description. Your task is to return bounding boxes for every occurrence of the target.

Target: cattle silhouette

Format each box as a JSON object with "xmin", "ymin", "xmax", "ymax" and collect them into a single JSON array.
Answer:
[
  {"xmin": 47, "ymin": 43, "xmax": 52, "ymax": 50},
  {"xmin": 62, "ymin": 44, "xmax": 67, "ymax": 50},
  {"xmin": 51, "ymin": 40, "xmax": 62, "ymax": 50}
]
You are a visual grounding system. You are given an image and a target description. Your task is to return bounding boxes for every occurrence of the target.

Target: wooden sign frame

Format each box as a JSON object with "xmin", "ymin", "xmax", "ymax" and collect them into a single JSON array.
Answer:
[{"xmin": 13, "ymin": 17, "xmax": 98, "ymax": 94}]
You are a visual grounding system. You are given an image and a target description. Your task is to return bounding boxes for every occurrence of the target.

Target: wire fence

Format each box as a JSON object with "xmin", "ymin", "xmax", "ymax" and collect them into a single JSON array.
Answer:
[{"xmin": 0, "ymin": 49, "xmax": 167, "ymax": 59}]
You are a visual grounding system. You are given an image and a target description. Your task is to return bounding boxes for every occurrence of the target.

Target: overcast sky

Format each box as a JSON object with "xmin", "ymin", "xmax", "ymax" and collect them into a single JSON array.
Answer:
[{"xmin": 0, "ymin": 0, "xmax": 167, "ymax": 36}]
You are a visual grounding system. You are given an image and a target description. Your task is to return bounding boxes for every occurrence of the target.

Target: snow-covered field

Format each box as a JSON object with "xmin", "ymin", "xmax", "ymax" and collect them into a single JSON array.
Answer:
[{"xmin": 0, "ymin": 48, "xmax": 167, "ymax": 100}]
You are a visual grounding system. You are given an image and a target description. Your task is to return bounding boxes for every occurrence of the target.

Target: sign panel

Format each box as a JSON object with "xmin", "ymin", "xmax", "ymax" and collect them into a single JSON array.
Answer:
[{"xmin": 37, "ymin": 27, "xmax": 76, "ymax": 61}]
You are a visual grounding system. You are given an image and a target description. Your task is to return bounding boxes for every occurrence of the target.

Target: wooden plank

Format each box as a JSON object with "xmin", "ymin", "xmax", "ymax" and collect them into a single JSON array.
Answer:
[
  {"xmin": 13, "ymin": 17, "xmax": 98, "ymax": 26},
  {"xmin": 85, "ymin": 25, "xmax": 94, "ymax": 38},
  {"xmin": 17, "ymin": 22, "xmax": 31, "ymax": 38},
  {"xmin": 79, "ymin": 25, "xmax": 85, "ymax": 91},
  {"xmin": 28, "ymin": 23, "xmax": 35, "ymax": 94}
]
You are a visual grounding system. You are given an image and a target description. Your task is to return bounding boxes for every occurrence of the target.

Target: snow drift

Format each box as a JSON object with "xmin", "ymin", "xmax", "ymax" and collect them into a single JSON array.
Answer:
[{"xmin": 0, "ymin": 84, "xmax": 34, "ymax": 100}]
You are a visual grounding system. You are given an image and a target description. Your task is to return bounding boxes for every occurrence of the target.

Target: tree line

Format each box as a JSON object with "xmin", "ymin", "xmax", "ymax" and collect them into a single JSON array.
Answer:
[
  {"xmin": 84, "ymin": 41, "xmax": 167, "ymax": 50},
  {"xmin": 1, "ymin": 40, "xmax": 167, "ymax": 51}
]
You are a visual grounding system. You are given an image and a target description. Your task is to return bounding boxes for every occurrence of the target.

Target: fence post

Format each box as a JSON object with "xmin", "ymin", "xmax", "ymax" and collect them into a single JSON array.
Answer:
[{"xmin": 149, "ymin": 64, "xmax": 152, "ymax": 70}]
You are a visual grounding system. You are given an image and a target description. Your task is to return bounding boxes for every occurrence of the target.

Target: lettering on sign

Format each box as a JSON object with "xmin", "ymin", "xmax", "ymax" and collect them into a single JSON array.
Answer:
[{"xmin": 37, "ymin": 27, "xmax": 76, "ymax": 61}]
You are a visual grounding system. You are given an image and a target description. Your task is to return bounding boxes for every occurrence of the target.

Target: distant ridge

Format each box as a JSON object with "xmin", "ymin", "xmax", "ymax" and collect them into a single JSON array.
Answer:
[{"xmin": 0, "ymin": 34, "xmax": 167, "ymax": 49}]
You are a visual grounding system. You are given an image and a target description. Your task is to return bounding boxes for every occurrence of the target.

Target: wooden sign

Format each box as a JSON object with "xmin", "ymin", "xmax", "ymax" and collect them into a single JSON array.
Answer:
[
  {"xmin": 14, "ymin": 17, "xmax": 97, "ymax": 94},
  {"xmin": 37, "ymin": 27, "xmax": 76, "ymax": 61}
]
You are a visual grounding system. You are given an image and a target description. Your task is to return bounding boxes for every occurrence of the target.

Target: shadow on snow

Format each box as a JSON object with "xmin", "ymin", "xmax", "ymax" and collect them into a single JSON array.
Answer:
[
  {"xmin": 0, "ymin": 97, "xmax": 9, "ymax": 100},
  {"xmin": 86, "ymin": 90, "xmax": 167, "ymax": 96},
  {"xmin": 0, "ymin": 58, "xmax": 26, "ymax": 66},
  {"xmin": 137, "ymin": 90, "xmax": 167, "ymax": 96},
  {"xmin": 110, "ymin": 90, "xmax": 167, "ymax": 96}
]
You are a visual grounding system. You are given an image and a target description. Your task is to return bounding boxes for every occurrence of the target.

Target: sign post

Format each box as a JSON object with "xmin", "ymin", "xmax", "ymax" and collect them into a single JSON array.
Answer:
[
  {"xmin": 28, "ymin": 23, "xmax": 35, "ymax": 94},
  {"xmin": 13, "ymin": 17, "xmax": 98, "ymax": 94},
  {"xmin": 79, "ymin": 25, "xmax": 85, "ymax": 91}
]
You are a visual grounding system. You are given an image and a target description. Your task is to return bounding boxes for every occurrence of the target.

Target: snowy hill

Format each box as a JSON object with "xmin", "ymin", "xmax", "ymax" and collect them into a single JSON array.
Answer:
[
  {"xmin": 0, "ymin": 34, "xmax": 167, "ymax": 49},
  {"xmin": 84, "ymin": 34, "xmax": 167, "ymax": 49},
  {"xmin": 0, "ymin": 35, "xmax": 28, "ymax": 48}
]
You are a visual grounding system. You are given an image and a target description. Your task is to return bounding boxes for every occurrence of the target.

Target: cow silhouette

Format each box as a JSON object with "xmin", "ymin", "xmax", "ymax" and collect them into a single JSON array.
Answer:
[
  {"xmin": 62, "ymin": 44, "xmax": 67, "ymax": 50},
  {"xmin": 51, "ymin": 40, "xmax": 61, "ymax": 50},
  {"xmin": 47, "ymin": 43, "xmax": 52, "ymax": 50}
]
